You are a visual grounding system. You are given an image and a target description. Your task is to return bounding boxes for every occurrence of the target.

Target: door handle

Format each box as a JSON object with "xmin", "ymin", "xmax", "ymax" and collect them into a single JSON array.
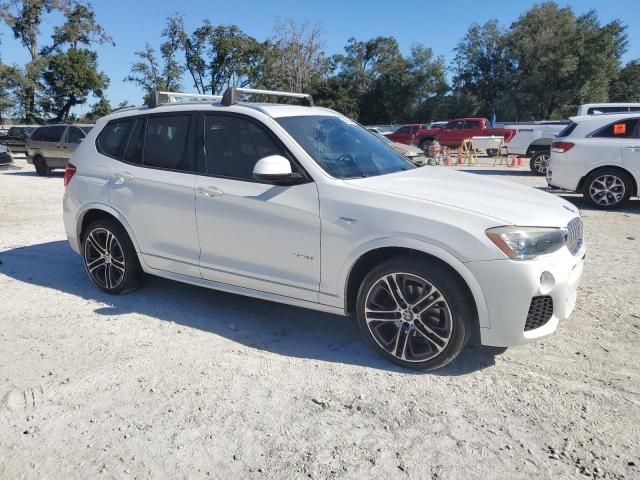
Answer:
[
  {"xmin": 198, "ymin": 186, "xmax": 224, "ymax": 197},
  {"xmin": 112, "ymin": 172, "xmax": 134, "ymax": 185}
]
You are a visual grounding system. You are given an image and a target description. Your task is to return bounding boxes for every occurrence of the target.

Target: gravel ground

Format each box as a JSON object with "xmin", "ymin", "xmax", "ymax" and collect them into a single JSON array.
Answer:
[{"xmin": 1, "ymin": 156, "xmax": 639, "ymax": 480}]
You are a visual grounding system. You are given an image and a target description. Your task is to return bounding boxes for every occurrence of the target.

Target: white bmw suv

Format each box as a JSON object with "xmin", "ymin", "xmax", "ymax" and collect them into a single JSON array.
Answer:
[
  {"xmin": 63, "ymin": 88, "xmax": 585, "ymax": 370},
  {"xmin": 548, "ymin": 113, "xmax": 640, "ymax": 209}
]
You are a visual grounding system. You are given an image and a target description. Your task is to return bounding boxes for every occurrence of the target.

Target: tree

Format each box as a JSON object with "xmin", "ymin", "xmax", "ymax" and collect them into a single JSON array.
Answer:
[
  {"xmin": 0, "ymin": 58, "xmax": 23, "ymax": 122},
  {"xmin": 453, "ymin": 20, "xmax": 514, "ymax": 117},
  {"xmin": 0, "ymin": 0, "xmax": 65, "ymax": 122},
  {"xmin": 1, "ymin": 0, "xmax": 112, "ymax": 122},
  {"xmin": 84, "ymin": 96, "xmax": 112, "ymax": 121},
  {"xmin": 408, "ymin": 44, "xmax": 448, "ymax": 121},
  {"xmin": 125, "ymin": 43, "xmax": 180, "ymax": 104},
  {"xmin": 610, "ymin": 60, "xmax": 640, "ymax": 102},
  {"xmin": 40, "ymin": 48, "xmax": 108, "ymax": 121}
]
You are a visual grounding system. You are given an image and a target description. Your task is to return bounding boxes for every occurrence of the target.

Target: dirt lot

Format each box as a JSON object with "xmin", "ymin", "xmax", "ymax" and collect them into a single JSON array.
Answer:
[{"xmin": 1, "ymin": 156, "xmax": 639, "ymax": 479}]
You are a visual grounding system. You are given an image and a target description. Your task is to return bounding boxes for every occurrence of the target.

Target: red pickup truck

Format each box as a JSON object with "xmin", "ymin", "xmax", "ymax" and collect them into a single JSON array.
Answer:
[
  {"xmin": 386, "ymin": 124, "xmax": 428, "ymax": 145},
  {"xmin": 413, "ymin": 118, "xmax": 515, "ymax": 150}
]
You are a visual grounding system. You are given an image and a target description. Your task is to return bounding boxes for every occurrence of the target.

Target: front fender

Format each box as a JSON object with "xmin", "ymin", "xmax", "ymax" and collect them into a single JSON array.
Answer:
[{"xmin": 331, "ymin": 236, "xmax": 490, "ymax": 328}]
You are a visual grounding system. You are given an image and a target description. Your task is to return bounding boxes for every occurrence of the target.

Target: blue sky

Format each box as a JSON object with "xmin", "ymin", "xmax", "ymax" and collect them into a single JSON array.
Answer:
[{"xmin": 1, "ymin": 0, "xmax": 639, "ymax": 115}]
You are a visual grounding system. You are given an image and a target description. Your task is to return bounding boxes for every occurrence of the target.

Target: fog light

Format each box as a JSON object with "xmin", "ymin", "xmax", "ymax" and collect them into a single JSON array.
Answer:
[{"xmin": 540, "ymin": 271, "xmax": 555, "ymax": 294}]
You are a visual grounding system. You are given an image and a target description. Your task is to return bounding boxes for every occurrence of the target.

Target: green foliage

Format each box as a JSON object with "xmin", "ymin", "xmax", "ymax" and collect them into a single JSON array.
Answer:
[
  {"xmin": 84, "ymin": 96, "xmax": 112, "ymax": 121},
  {"xmin": 40, "ymin": 48, "xmax": 108, "ymax": 120},
  {"xmin": 610, "ymin": 60, "xmax": 640, "ymax": 102},
  {"xmin": 125, "ymin": 43, "xmax": 181, "ymax": 105}
]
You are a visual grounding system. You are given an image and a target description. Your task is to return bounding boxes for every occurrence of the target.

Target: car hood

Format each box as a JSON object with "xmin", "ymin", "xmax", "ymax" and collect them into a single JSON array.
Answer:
[{"xmin": 345, "ymin": 167, "xmax": 579, "ymax": 226}]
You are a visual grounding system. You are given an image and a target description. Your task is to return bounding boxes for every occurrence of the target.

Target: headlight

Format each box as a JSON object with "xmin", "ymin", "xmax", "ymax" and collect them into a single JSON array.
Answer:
[{"xmin": 485, "ymin": 226, "xmax": 566, "ymax": 260}]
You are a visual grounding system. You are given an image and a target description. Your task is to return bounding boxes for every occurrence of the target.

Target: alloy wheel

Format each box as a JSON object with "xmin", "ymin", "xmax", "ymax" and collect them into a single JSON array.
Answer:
[
  {"xmin": 589, "ymin": 174, "xmax": 625, "ymax": 207},
  {"xmin": 83, "ymin": 227, "xmax": 126, "ymax": 290},
  {"xmin": 364, "ymin": 272, "xmax": 453, "ymax": 363},
  {"xmin": 533, "ymin": 153, "xmax": 549, "ymax": 174}
]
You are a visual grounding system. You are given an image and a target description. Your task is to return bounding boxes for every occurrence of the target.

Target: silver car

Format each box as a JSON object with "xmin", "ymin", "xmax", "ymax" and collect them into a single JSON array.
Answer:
[{"xmin": 27, "ymin": 124, "xmax": 93, "ymax": 176}]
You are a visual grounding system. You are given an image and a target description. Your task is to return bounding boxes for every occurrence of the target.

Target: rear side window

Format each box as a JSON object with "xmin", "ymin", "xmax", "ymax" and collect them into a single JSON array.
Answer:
[
  {"xmin": 31, "ymin": 127, "xmax": 46, "ymax": 141},
  {"xmin": 43, "ymin": 126, "xmax": 65, "ymax": 142},
  {"xmin": 97, "ymin": 120, "xmax": 132, "ymax": 158},
  {"xmin": 592, "ymin": 118, "xmax": 640, "ymax": 139},
  {"xmin": 464, "ymin": 120, "xmax": 481, "ymax": 129},
  {"xmin": 557, "ymin": 122, "xmax": 577, "ymax": 138},
  {"xmin": 123, "ymin": 118, "xmax": 144, "ymax": 164},
  {"xmin": 143, "ymin": 115, "xmax": 193, "ymax": 171}
]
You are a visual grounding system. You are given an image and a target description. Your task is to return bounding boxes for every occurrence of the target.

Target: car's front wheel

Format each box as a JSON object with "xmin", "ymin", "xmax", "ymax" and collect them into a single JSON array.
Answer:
[
  {"xmin": 529, "ymin": 151, "xmax": 550, "ymax": 176},
  {"xmin": 583, "ymin": 168, "xmax": 632, "ymax": 209},
  {"xmin": 82, "ymin": 218, "xmax": 141, "ymax": 294},
  {"xmin": 356, "ymin": 256, "xmax": 474, "ymax": 370}
]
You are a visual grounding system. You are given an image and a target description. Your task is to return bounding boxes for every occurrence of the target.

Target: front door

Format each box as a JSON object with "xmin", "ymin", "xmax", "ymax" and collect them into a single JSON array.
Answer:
[
  {"xmin": 620, "ymin": 118, "xmax": 640, "ymax": 183},
  {"xmin": 195, "ymin": 113, "xmax": 321, "ymax": 301}
]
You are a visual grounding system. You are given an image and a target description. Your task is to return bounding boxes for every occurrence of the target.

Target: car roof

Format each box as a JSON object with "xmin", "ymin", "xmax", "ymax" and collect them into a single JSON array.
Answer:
[
  {"xmin": 100, "ymin": 101, "xmax": 342, "ymax": 124},
  {"xmin": 570, "ymin": 112, "xmax": 640, "ymax": 124}
]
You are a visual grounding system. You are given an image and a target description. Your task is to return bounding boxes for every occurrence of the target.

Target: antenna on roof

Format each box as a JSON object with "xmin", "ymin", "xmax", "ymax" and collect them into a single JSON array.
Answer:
[{"xmin": 221, "ymin": 87, "xmax": 314, "ymax": 107}]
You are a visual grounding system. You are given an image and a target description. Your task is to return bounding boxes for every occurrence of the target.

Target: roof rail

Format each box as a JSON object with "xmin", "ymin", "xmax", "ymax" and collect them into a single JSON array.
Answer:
[
  {"xmin": 221, "ymin": 87, "xmax": 314, "ymax": 107},
  {"xmin": 149, "ymin": 91, "xmax": 223, "ymax": 108}
]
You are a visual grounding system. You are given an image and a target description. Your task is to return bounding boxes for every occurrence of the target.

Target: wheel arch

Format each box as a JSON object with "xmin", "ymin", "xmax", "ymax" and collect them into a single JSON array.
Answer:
[
  {"xmin": 76, "ymin": 204, "xmax": 143, "ymax": 255},
  {"xmin": 340, "ymin": 238, "xmax": 490, "ymax": 329},
  {"xmin": 525, "ymin": 138, "xmax": 553, "ymax": 157},
  {"xmin": 577, "ymin": 165, "xmax": 638, "ymax": 196}
]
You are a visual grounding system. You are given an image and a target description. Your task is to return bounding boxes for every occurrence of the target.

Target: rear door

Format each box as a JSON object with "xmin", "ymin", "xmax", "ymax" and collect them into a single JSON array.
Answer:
[
  {"xmin": 103, "ymin": 114, "xmax": 201, "ymax": 277},
  {"xmin": 617, "ymin": 118, "xmax": 640, "ymax": 184},
  {"xmin": 41, "ymin": 125, "xmax": 67, "ymax": 165}
]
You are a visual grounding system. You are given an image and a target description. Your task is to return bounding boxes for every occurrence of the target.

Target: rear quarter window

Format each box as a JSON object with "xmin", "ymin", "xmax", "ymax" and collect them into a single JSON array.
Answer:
[
  {"xmin": 557, "ymin": 122, "xmax": 577, "ymax": 138},
  {"xmin": 591, "ymin": 118, "xmax": 640, "ymax": 139},
  {"xmin": 30, "ymin": 127, "xmax": 46, "ymax": 141},
  {"xmin": 96, "ymin": 120, "xmax": 133, "ymax": 158}
]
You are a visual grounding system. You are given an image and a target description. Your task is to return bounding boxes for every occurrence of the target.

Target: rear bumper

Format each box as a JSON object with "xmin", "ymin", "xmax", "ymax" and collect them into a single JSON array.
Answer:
[
  {"xmin": 467, "ymin": 245, "xmax": 585, "ymax": 347},
  {"xmin": 547, "ymin": 154, "xmax": 583, "ymax": 191}
]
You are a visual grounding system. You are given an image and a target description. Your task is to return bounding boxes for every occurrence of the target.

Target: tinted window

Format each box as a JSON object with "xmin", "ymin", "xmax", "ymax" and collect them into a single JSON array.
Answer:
[
  {"xmin": 592, "ymin": 118, "xmax": 640, "ymax": 139},
  {"xmin": 123, "ymin": 118, "xmax": 144, "ymax": 164},
  {"xmin": 144, "ymin": 115, "xmax": 192, "ymax": 171},
  {"xmin": 66, "ymin": 127, "xmax": 85, "ymax": 144},
  {"xmin": 31, "ymin": 127, "xmax": 46, "ymax": 141},
  {"xmin": 587, "ymin": 106, "xmax": 630, "ymax": 115},
  {"xmin": 394, "ymin": 126, "xmax": 410, "ymax": 135},
  {"xmin": 205, "ymin": 115, "xmax": 284, "ymax": 180},
  {"xmin": 80, "ymin": 126, "xmax": 93, "ymax": 134},
  {"xmin": 43, "ymin": 126, "xmax": 65, "ymax": 142},
  {"xmin": 557, "ymin": 122, "xmax": 577, "ymax": 138},
  {"xmin": 464, "ymin": 120, "xmax": 481, "ymax": 129},
  {"xmin": 97, "ymin": 119, "xmax": 132, "ymax": 158}
]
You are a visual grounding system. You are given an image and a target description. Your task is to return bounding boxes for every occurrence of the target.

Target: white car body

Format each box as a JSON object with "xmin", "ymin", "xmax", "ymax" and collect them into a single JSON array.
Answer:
[
  {"xmin": 498, "ymin": 121, "xmax": 567, "ymax": 156},
  {"xmin": 576, "ymin": 103, "xmax": 640, "ymax": 117},
  {"xmin": 547, "ymin": 113, "xmax": 640, "ymax": 207},
  {"xmin": 63, "ymin": 98, "xmax": 585, "ymax": 354}
]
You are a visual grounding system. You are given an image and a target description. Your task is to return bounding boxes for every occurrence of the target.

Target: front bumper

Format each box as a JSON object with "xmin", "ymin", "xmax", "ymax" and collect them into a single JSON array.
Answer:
[{"xmin": 467, "ymin": 245, "xmax": 585, "ymax": 347}]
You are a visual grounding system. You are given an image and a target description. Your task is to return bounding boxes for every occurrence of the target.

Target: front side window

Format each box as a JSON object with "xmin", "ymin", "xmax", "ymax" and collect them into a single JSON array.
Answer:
[
  {"xmin": 66, "ymin": 127, "xmax": 85, "ymax": 144},
  {"xmin": 143, "ymin": 115, "xmax": 193, "ymax": 171},
  {"xmin": 394, "ymin": 126, "xmax": 410, "ymax": 135},
  {"xmin": 97, "ymin": 119, "xmax": 132, "ymax": 158},
  {"xmin": 592, "ymin": 118, "xmax": 640, "ymax": 139},
  {"xmin": 464, "ymin": 120, "xmax": 481, "ymax": 129},
  {"xmin": 449, "ymin": 121, "xmax": 464, "ymax": 130},
  {"xmin": 276, "ymin": 115, "xmax": 415, "ymax": 179},
  {"xmin": 43, "ymin": 125, "xmax": 65, "ymax": 142},
  {"xmin": 205, "ymin": 114, "xmax": 285, "ymax": 180}
]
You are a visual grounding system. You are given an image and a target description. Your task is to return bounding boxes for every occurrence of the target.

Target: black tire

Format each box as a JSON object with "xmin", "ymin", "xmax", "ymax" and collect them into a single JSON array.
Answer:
[
  {"xmin": 529, "ymin": 150, "xmax": 550, "ymax": 176},
  {"xmin": 82, "ymin": 218, "xmax": 142, "ymax": 294},
  {"xmin": 33, "ymin": 155, "xmax": 51, "ymax": 177},
  {"xmin": 356, "ymin": 256, "xmax": 475, "ymax": 371},
  {"xmin": 583, "ymin": 168, "xmax": 633, "ymax": 210}
]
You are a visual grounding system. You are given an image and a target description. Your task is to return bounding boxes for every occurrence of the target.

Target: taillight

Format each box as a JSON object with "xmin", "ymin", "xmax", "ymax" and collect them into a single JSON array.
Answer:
[
  {"xmin": 64, "ymin": 163, "xmax": 76, "ymax": 187},
  {"xmin": 551, "ymin": 141, "xmax": 575, "ymax": 153}
]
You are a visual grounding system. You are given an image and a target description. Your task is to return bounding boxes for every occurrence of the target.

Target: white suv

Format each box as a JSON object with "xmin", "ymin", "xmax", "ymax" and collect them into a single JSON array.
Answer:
[
  {"xmin": 547, "ymin": 113, "xmax": 640, "ymax": 209},
  {"xmin": 63, "ymin": 88, "xmax": 586, "ymax": 370}
]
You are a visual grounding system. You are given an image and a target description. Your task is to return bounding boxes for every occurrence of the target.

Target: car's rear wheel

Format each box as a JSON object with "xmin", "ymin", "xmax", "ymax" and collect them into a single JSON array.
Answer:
[
  {"xmin": 583, "ymin": 168, "xmax": 633, "ymax": 209},
  {"xmin": 529, "ymin": 151, "xmax": 550, "ymax": 176},
  {"xmin": 356, "ymin": 256, "xmax": 474, "ymax": 370},
  {"xmin": 33, "ymin": 156, "xmax": 51, "ymax": 177},
  {"xmin": 82, "ymin": 218, "xmax": 141, "ymax": 294}
]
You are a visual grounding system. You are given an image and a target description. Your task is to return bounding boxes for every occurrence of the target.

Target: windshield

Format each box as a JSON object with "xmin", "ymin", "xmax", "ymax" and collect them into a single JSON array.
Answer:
[{"xmin": 276, "ymin": 115, "xmax": 415, "ymax": 179}]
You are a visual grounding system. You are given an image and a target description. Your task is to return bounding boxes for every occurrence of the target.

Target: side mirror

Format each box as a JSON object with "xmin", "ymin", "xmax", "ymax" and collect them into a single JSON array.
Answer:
[{"xmin": 253, "ymin": 155, "xmax": 304, "ymax": 185}]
